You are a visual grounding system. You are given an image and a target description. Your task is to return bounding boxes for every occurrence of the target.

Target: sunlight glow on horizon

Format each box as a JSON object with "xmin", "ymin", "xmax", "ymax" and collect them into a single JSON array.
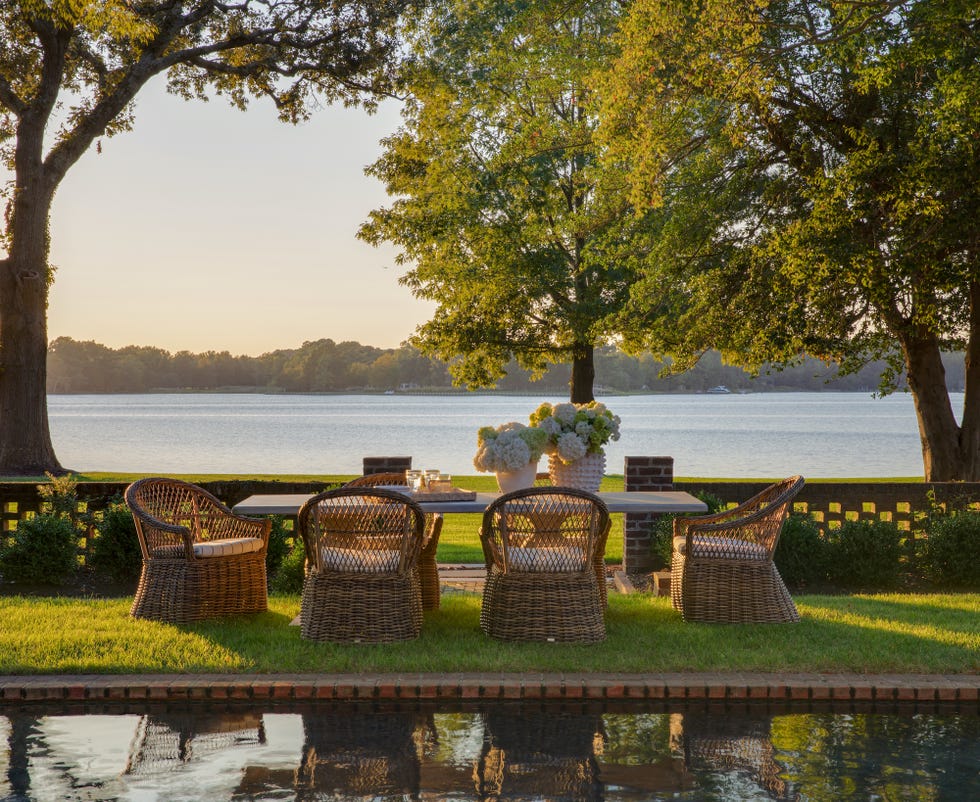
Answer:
[{"xmin": 35, "ymin": 77, "xmax": 435, "ymax": 356}]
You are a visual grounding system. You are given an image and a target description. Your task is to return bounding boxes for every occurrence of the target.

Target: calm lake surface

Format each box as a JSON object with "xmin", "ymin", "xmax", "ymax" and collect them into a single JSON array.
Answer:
[
  {"xmin": 47, "ymin": 392, "xmax": 950, "ymax": 478},
  {"xmin": 2, "ymin": 706, "xmax": 977, "ymax": 801}
]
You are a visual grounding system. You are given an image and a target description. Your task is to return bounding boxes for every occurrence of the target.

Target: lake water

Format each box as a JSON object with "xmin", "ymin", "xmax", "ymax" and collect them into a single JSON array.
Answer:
[
  {"xmin": 2, "ymin": 704, "xmax": 977, "ymax": 801},
  {"xmin": 46, "ymin": 392, "xmax": 946, "ymax": 478}
]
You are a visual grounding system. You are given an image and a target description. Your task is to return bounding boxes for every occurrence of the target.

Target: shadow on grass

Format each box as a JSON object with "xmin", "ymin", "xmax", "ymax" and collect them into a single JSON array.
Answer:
[{"xmin": 0, "ymin": 592, "xmax": 975, "ymax": 675}]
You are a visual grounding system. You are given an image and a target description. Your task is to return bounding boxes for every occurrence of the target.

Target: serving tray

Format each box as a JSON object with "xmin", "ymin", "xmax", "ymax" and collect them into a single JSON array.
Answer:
[{"xmin": 408, "ymin": 488, "xmax": 477, "ymax": 502}]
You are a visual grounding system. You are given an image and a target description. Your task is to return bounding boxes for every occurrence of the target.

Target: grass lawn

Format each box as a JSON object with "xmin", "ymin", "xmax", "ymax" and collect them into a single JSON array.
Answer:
[{"xmin": 0, "ymin": 592, "xmax": 976, "ymax": 675}]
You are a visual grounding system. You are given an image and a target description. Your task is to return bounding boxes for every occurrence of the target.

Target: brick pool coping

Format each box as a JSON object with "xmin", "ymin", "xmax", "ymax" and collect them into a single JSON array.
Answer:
[{"xmin": 1, "ymin": 672, "xmax": 977, "ymax": 706}]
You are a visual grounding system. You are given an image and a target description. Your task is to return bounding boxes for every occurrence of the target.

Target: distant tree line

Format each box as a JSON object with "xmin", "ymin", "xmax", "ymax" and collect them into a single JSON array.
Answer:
[{"xmin": 46, "ymin": 336, "xmax": 966, "ymax": 395}]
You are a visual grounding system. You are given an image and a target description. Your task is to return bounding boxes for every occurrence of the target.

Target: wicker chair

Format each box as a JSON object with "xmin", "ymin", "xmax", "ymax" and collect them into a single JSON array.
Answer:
[
  {"xmin": 125, "ymin": 478, "xmax": 270, "ymax": 623},
  {"xmin": 479, "ymin": 487, "xmax": 610, "ymax": 642},
  {"xmin": 344, "ymin": 471, "xmax": 443, "ymax": 610},
  {"xmin": 671, "ymin": 475, "xmax": 805, "ymax": 624},
  {"xmin": 298, "ymin": 487, "xmax": 426, "ymax": 643}
]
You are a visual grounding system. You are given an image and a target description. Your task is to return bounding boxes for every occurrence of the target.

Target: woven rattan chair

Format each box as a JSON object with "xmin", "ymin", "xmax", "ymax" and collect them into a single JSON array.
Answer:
[
  {"xmin": 125, "ymin": 478, "xmax": 270, "ymax": 623},
  {"xmin": 344, "ymin": 471, "xmax": 443, "ymax": 610},
  {"xmin": 671, "ymin": 475, "xmax": 805, "ymax": 623},
  {"xmin": 479, "ymin": 487, "xmax": 610, "ymax": 642},
  {"xmin": 298, "ymin": 487, "xmax": 426, "ymax": 643}
]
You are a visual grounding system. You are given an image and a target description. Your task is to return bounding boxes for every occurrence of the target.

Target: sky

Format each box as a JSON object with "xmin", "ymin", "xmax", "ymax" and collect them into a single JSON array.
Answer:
[{"xmin": 40, "ymin": 77, "xmax": 435, "ymax": 356}]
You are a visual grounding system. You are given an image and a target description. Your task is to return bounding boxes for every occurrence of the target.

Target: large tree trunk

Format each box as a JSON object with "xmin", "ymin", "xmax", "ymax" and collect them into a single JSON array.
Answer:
[
  {"xmin": 901, "ymin": 330, "xmax": 978, "ymax": 481},
  {"xmin": 0, "ymin": 141, "xmax": 64, "ymax": 475},
  {"xmin": 569, "ymin": 345, "xmax": 595, "ymax": 404}
]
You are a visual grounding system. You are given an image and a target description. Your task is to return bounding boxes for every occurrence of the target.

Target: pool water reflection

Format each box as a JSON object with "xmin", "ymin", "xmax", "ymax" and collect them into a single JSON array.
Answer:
[{"xmin": 1, "ymin": 702, "xmax": 977, "ymax": 801}]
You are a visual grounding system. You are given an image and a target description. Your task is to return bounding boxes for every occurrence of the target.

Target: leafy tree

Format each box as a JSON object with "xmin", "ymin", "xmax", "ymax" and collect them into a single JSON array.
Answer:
[
  {"xmin": 0, "ymin": 0, "xmax": 412, "ymax": 475},
  {"xmin": 601, "ymin": 0, "xmax": 980, "ymax": 479},
  {"xmin": 359, "ymin": 0, "xmax": 656, "ymax": 403}
]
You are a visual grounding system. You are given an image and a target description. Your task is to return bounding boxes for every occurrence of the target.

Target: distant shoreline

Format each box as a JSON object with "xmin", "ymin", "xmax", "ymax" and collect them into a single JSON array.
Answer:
[{"xmin": 46, "ymin": 387, "xmax": 931, "ymax": 397}]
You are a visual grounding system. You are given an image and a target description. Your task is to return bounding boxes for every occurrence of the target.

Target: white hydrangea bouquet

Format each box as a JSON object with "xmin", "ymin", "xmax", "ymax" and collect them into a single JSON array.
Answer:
[
  {"xmin": 473, "ymin": 422, "xmax": 549, "ymax": 472},
  {"xmin": 529, "ymin": 401, "xmax": 621, "ymax": 464}
]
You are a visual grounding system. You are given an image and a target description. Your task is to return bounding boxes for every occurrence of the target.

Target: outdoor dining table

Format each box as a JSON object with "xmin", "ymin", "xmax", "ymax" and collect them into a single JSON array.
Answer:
[{"xmin": 232, "ymin": 490, "xmax": 708, "ymax": 517}]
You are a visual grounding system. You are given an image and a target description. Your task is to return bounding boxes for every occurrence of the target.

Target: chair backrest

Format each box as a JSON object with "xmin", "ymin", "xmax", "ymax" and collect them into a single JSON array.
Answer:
[
  {"xmin": 125, "ymin": 477, "xmax": 234, "ymax": 558},
  {"xmin": 481, "ymin": 487, "xmax": 609, "ymax": 573},
  {"xmin": 691, "ymin": 475, "xmax": 804, "ymax": 555},
  {"xmin": 345, "ymin": 472, "xmax": 406, "ymax": 488},
  {"xmin": 298, "ymin": 487, "xmax": 425, "ymax": 574}
]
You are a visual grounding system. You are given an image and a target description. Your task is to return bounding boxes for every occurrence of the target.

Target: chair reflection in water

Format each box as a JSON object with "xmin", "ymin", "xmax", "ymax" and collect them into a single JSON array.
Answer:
[
  {"xmin": 296, "ymin": 711, "xmax": 430, "ymax": 800},
  {"xmin": 670, "ymin": 713, "xmax": 798, "ymax": 801},
  {"xmin": 479, "ymin": 487, "xmax": 611, "ymax": 643},
  {"xmin": 125, "ymin": 712, "xmax": 266, "ymax": 775},
  {"xmin": 475, "ymin": 710, "xmax": 605, "ymax": 800}
]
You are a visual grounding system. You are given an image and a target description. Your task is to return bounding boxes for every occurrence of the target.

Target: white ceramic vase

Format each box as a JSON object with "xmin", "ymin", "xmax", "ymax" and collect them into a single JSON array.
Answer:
[
  {"xmin": 495, "ymin": 462, "xmax": 539, "ymax": 494},
  {"xmin": 548, "ymin": 452, "xmax": 606, "ymax": 493}
]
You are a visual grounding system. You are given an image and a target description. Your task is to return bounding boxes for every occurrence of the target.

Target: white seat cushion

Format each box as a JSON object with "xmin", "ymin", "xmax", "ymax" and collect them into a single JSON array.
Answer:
[
  {"xmin": 508, "ymin": 546, "xmax": 585, "ymax": 572},
  {"xmin": 673, "ymin": 535, "xmax": 768, "ymax": 559},
  {"xmin": 321, "ymin": 546, "xmax": 400, "ymax": 573},
  {"xmin": 192, "ymin": 537, "xmax": 264, "ymax": 558}
]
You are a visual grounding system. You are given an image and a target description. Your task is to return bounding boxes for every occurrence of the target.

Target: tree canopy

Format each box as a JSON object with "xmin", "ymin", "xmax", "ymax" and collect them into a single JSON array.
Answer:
[
  {"xmin": 359, "ymin": 0, "xmax": 655, "ymax": 403},
  {"xmin": 601, "ymin": 0, "xmax": 980, "ymax": 480},
  {"xmin": 0, "ymin": 0, "xmax": 412, "ymax": 474}
]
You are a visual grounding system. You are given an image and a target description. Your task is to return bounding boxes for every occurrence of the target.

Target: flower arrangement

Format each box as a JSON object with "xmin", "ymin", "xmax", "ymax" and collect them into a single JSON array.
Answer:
[
  {"xmin": 529, "ymin": 401, "xmax": 621, "ymax": 464},
  {"xmin": 473, "ymin": 422, "xmax": 549, "ymax": 473}
]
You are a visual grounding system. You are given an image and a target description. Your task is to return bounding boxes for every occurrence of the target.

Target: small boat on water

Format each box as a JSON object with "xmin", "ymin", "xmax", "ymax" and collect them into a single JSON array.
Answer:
[{"xmin": 705, "ymin": 385, "xmax": 731, "ymax": 394}]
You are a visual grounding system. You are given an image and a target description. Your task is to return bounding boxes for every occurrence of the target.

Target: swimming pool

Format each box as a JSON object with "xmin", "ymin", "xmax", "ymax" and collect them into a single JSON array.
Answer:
[{"xmin": 1, "ymin": 700, "xmax": 977, "ymax": 800}]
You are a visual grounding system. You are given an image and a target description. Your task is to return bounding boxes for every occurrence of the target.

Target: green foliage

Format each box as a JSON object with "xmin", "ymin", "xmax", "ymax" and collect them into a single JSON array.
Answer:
[
  {"xmin": 48, "ymin": 336, "xmax": 946, "ymax": 395},
  {"xmin": 922, "ymin": 511, "xmax": 980, "ymax": 590},
  {"xmin": 265, "ymin": 516, "xmax": 292, "ymax": 580},
  {"xmin": 0, "ymin": 514, "xmax": 79, "ymax": 585},
  {"xmin": 774, "ymin": 514, "xmax": 830, "ymax": 589},
  {"xmin": 0, "ymin": 473, "xmax": 89, "ymax": 585},
  {"xmin": 270, "ymin": 544, "xmax": 306, "ymax": 595},
  {"xmin": 37, "ymin": 472, "xmax": 80, "ymax": 519},
  {"xmin": 649, "ymin": 490, "xmax": 726, "ymax": 570},
  {"xmin": 600, "ymin": 0, "xmax": 980, "ymax": 479},
  {"xmin": 359, "ymin": 0, "xmax": 655, "ymax": 399},
  {"xmin": 89, "ymin": 505, "xmax": 142, "ymax": 584},
  {"xmin": 825, "ymin": 520, "xmax": 904, "ymax": 590}
]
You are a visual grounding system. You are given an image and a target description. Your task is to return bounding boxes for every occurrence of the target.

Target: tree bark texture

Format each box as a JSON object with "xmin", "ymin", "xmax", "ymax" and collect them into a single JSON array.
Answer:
[
  {"xmin": 570, "ymin": 346, "xmax": 595, "ymax": 404},
  {"xmin": 901, "ymin": 329, "xmax": 978, "ymax": 481},
  {"xmin": 0, "ymin": 154, "xmax": 64, "ymax": 475}
]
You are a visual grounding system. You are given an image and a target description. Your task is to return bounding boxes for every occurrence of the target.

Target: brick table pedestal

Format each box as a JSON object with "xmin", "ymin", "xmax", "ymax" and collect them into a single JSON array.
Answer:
[{"xmin": 623, "ymin": 456, "xmax": 674, "ymax": 575}]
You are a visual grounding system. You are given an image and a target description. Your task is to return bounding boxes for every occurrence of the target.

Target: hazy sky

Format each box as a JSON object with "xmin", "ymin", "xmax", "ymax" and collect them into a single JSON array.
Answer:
[{"xmin": 41, "ymin": 77, "xmax": 434, "ymax": 356}]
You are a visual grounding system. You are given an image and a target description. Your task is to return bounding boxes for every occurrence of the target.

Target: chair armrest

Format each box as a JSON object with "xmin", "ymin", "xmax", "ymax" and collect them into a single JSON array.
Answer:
[{"xmin": 479, "ymin": 527, "xmax": 500, "ymax": 570}]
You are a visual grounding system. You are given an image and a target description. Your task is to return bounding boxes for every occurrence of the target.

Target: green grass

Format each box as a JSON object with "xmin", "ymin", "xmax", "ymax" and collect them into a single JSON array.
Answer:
[{"xmin": 0, "ymin": 593, "xmax": 975, "ymax": 675}]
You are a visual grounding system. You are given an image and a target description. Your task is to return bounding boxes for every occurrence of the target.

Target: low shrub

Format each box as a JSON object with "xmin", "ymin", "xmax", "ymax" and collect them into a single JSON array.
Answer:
[
  {"xmin": 270, "ymin": 543, "xmax": 306, "ymax": 594},
  {"xmin": 825, "ymin": 519, "xmax": 904, "ymax": 590},
  {"xmin": 648, "ymin": 490, "xmax": 727, "ymax": 571},
  {"xmin": 89, "ymin": 504, "xmax": 142, "ymax": 583},
  {"xmin": 0, "ymin": 514, "xmax": 80, "ymax": 585},
  {"xmin": 265, "ymin": 516, "xmax": 291, "ymax": 579},
  {"xmin": 774, "ymin": 514, "xmax": 829, "ymax": 589},
  {"xmin": 921, "ymin": 511, "xmax": 980, "ymax": 589}
]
